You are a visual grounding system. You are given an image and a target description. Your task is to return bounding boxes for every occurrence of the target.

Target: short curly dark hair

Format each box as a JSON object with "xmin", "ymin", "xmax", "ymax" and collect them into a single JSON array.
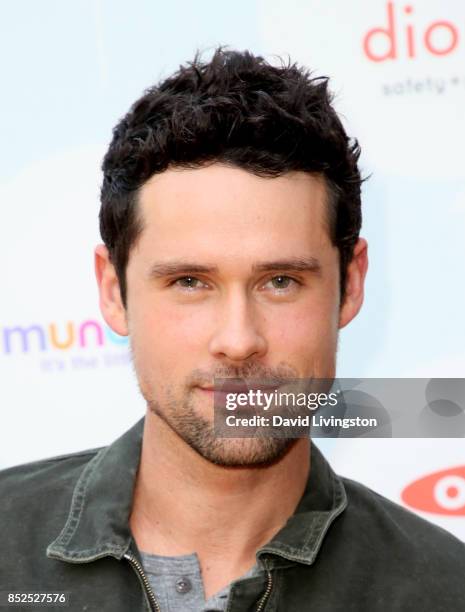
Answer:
[{"xmin": 99, "ymin": 47, "xmax": 363, "ymax": 308}]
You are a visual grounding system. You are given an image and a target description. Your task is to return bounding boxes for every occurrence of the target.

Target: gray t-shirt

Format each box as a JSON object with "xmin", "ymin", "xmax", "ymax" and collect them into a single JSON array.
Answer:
[{"xmin": 140, "ymin": 550, "xmax": 262, "ymax": 612}]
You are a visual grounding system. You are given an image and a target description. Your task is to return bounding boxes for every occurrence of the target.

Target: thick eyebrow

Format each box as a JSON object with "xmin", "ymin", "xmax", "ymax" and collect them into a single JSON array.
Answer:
[
  {"xmin": 147, "ymin": 257, "xmax": 322, "ymax": 279},
  {"xmin": 147, "ymin": 262, "xmax": 219, "ymax": 279},
  {"xmin": 252, "ymin": 258, "xmax": 322, "ymax": 274}
]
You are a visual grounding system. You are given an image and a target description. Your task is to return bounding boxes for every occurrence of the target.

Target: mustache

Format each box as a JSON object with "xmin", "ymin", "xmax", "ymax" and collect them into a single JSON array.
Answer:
[{"xmin": 187, "ymin": 362, "xmax": 299, "ymax": 387}]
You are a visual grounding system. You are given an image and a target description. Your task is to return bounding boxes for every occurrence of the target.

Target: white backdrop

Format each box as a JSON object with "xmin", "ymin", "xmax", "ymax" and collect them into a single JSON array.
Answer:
[{"xmin": 1, "ymin": 1, "xmax": 464, "ymax": 540}]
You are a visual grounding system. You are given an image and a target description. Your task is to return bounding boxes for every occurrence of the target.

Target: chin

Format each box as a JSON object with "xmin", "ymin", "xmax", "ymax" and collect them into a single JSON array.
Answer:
[
  {"xmin": 148, "ymin": 396, "xmax": 298, "ymax": 467},
  {"xmin": 187, "ymin": 435, "xmax": 298, "ymax": 468}
]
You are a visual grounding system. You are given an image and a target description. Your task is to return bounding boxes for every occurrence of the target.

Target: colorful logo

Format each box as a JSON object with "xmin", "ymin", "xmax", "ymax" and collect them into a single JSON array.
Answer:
[
  {"xmin": 1, "ymin": 320, "xmax": 128, "ymax": 355},
  {"xmin": 401, "ymin": 466, "xmax": 465, "ymax": 516},
  {"xmin": 363, "ymin": 2, "xmax": 460, "ymax": 62}
]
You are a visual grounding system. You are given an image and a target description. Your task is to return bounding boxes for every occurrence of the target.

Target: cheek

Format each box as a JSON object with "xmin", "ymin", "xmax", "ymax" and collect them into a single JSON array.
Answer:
[
  {"xmin": 266, "ymin": 298, "xmax": 339, "ymax": 359},
  {"xmin": 130, "ymin": 302, "xmax": 210, "ymax": 366}
]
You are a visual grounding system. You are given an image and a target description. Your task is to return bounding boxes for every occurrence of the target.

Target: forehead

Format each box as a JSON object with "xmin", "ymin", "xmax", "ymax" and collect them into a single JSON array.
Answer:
[{"xmin": 135, "ymin": 163, "xmax": 332, "ymax": 262}]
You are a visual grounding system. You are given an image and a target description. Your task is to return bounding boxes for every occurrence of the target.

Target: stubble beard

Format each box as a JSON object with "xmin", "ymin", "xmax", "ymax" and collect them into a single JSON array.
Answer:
[
  {"xmin": 145, "ymin": 389, "xmax": 297, "ymax": 468},
  {"xmin": 130, "ymin": 351, "xmax": 308, "ymax": 467}
]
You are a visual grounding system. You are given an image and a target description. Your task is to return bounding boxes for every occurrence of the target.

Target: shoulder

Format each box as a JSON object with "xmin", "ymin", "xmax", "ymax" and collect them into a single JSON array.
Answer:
[
  {"xmin": 0, "ymin": 447, "xmax": 103, "ymax": 512},
  {"xmin": 334, "ymin": 475, "xmax": 465, "ymax": 602},
  {"xmin": 341, "ymin": 474, "xmax": 464, "ymax": 553},
  {"xmin": 0, "ymin": 447, "xmax": 106, "ymax": 571}
]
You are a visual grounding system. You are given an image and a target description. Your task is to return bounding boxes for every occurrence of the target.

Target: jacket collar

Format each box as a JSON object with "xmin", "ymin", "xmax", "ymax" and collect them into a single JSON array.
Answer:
[
  {"xmin": 257, "ymin": 438, "xmax": 347, "ymax": 568},
  {"xmin": 47, "ymin": 418, "xmax": 144, "ymax": 563},
  {"xmin": 47, "ymin": 417, "xmax": 347, "ymax": 566}
]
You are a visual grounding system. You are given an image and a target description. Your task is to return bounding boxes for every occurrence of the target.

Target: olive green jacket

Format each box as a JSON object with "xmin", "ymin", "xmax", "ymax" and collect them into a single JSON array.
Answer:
[{"xmin": 1, "ymin": 417, "xmax": 464, "ymax": 611}]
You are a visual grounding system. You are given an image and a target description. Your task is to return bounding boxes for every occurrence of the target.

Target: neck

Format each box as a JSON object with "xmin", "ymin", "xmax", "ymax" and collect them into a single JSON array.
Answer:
[{"xmin": 129, "ymin": 409, "xmax": 310, "ymax": 598}]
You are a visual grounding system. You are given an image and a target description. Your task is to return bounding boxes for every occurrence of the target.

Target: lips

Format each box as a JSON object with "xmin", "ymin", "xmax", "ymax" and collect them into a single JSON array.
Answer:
[{"xmin": 199, "ymin": 381, "xmax": 282, "ymax": 394}]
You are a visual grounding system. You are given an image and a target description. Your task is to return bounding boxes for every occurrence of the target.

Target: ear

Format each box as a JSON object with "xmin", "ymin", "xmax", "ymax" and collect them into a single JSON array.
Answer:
[
  {"xmin": 94, "ymin": 244, "xmax": 129, "ymax": 336},
  {"xmin": 338, "ymin": 238, "xmax": 368, "ymax": 329}
]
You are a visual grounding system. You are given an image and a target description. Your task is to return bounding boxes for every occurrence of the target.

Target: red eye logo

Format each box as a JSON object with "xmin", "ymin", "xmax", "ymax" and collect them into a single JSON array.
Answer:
[{"xmin": 401, "ymin": 466, "xmax": 465, "ymax": 516}]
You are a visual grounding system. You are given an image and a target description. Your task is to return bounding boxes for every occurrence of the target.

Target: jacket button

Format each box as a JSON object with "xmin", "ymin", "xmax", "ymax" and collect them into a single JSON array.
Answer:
[{"xmin": 175, "ymin": 577, "xmax": 192, "ymax": 594}]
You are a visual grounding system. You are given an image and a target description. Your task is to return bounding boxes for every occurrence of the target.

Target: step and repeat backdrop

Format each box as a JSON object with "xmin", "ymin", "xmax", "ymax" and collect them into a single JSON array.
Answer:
[{"xmin": 1, "ymin": 1, "xmax": 464, "ymax": 539}]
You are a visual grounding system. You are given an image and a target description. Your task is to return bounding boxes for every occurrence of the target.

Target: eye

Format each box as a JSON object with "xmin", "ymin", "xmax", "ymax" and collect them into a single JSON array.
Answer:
[
  {"xmin": 173, "ymin": 276, "xmax": 204, "ymax": 290},
  {"xmin": 264, "ymin": 275, "xmax": 299, "ymax": 291}
]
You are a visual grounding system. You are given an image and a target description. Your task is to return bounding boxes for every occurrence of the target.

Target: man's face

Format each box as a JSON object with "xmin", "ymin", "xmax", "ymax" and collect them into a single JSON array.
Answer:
[{"xmin": 96, "ymin": 163, "xmax": 367, "ymax": 466}]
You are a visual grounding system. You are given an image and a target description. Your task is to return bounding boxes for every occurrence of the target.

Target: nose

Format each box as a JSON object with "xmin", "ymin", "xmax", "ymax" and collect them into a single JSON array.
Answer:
[{"xmin": 208, "ymin": 291, "xmax": 267, "ymax": 363}]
